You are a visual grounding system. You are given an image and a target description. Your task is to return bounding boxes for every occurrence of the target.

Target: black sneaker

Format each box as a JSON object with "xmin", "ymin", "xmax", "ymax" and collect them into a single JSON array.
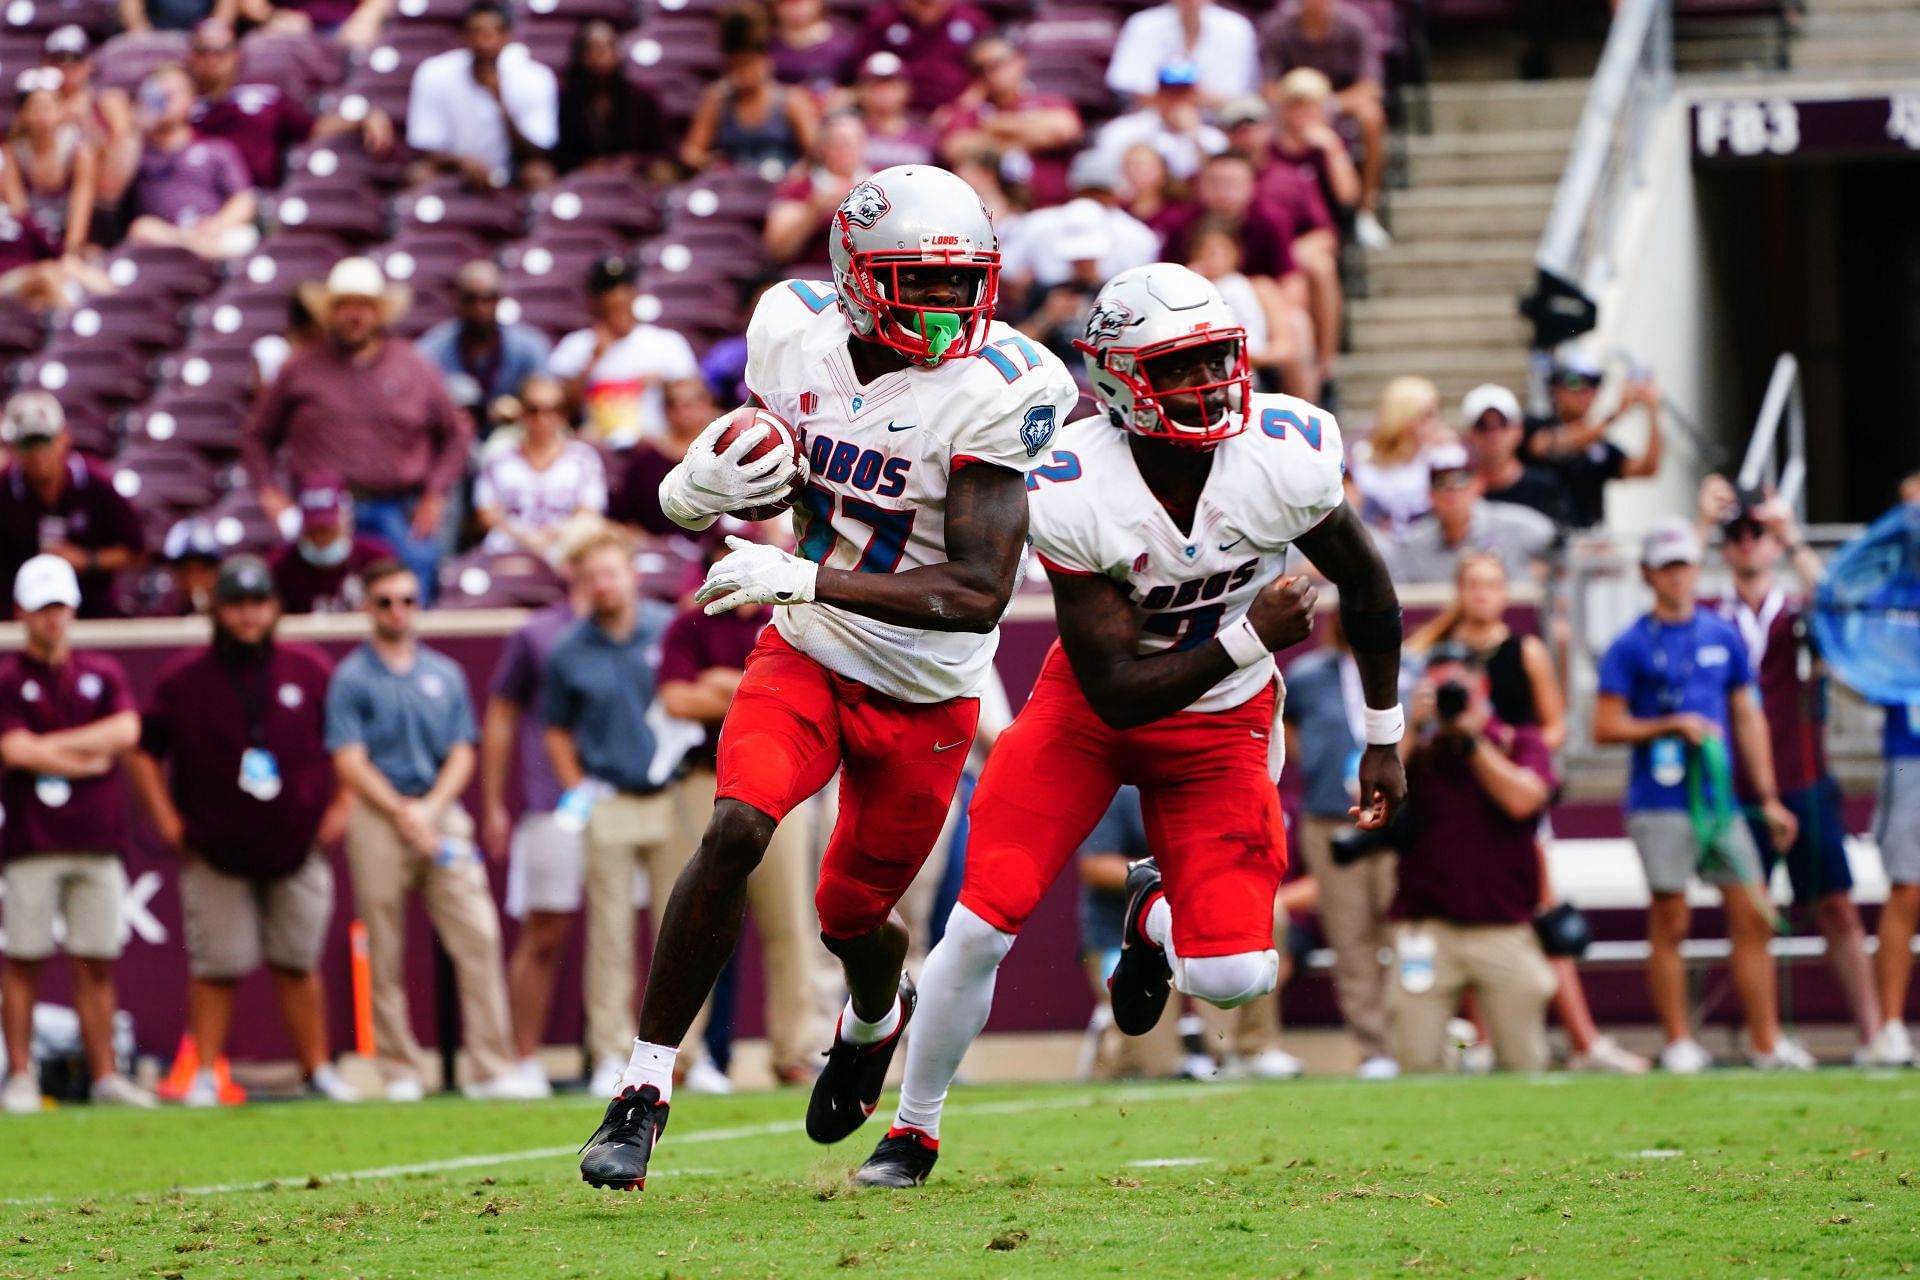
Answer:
[
  {"xmin": 579, "ymin": 1084, "xmax": 670, "ymax": 1192},
  {"xmin": 1109, "ymin": 859, "xmax": 1172, "ymax": 1035},
  {"xmin": 806, "ymin": 974, "xmax": 917, "ymax": 1145},
  {"xmin": 851, "ymin": 1127, "xmax": 939, "ymax": 1188}
]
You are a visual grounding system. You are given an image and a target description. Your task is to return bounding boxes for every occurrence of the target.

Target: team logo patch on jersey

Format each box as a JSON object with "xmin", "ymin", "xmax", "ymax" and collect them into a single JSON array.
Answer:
[
  {"xmin": 839, "ymin": 182, "xmax": 892, "ymax": 230},
  {"xmin": 279, "ymin": 683, "xmax": 304, "ymax": 709},
  {"xmin": 800, "ymin": 391, "xmax": 818, "ymax": 416},
  {"xmin": 1020, "ymin": 405, "xmax": 1057, "ymax": 458},
  {"xmin": 1084, "ymin": 298, "xmax": 1135, "ymax": 345}
]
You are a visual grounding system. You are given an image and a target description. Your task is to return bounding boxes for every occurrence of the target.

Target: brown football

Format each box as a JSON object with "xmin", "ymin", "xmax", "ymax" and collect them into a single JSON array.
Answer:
[{"xmin": 713, "ymin": 405, "xmax": 806, "ymax": 521}]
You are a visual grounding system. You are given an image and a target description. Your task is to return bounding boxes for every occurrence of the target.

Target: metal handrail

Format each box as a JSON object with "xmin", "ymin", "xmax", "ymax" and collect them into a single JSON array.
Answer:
[{"xmin": 1738, "ymin": 353, "xmax": 1809, "ymax": 525}]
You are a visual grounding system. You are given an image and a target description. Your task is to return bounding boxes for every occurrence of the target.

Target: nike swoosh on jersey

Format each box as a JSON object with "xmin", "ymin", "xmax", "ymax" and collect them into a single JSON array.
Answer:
[
  {"xmin": 932, "ymin": 740, "xmax": 967, "ymax": 752},
  {"xmin": 1219, "ymin": 536, "xmax": 1247, "ymax": 551},
  {"xmin": 886, "ymin": 421, "xmax": 917, "ymax": 432}
]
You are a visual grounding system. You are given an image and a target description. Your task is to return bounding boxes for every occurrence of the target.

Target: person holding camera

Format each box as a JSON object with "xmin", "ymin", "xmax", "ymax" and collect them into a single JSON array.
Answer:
[{"xmin": 1387, "ymin": 642, "xmax": 1559, "ymax": 1073}]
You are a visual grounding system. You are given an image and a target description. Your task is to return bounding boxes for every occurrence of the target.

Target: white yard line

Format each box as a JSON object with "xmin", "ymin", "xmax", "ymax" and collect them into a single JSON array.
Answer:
[{"xmin": 1126, "ymin": 1157, "xmax": 1213, "ymax": 1168}]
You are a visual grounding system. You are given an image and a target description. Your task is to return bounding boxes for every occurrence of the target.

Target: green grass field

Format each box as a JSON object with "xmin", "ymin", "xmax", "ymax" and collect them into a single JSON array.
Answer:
[{"xmin": 1, "ymin": 1072, "xmax": 1915, "ymax": 1278}]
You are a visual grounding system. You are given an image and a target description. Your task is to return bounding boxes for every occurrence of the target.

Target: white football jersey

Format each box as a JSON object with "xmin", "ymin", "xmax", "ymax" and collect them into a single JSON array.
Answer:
[
  {"xmin": 745, "ymin": 279, "xmax": 1080, "ymax": 703},
  {"xmin": 1028, "ymin": 392, "xmax": 1346, "ymax": 713}
]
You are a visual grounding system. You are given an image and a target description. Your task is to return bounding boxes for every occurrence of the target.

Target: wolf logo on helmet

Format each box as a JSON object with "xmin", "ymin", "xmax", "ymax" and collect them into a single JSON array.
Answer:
[
  {"xmin": 839, "ymin": 182, "xmax": 892, "ymax": 230},
  {"xmin": 1084, "ymin": 298, "xmax": 1135, "ymax": 346},
  {"xmin": 1075, "ymin": 264, "xmax": 1251, "ymax": 447}
]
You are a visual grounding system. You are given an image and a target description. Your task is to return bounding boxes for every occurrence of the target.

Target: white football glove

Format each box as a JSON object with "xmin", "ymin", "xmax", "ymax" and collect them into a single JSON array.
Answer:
[
  {"xmin": 658, "ymin": 414, "xmax": 804, "ymax": 531},
  {"xmin": 695, "ymin": 535, "xmax": 819, "ymax": 615}
]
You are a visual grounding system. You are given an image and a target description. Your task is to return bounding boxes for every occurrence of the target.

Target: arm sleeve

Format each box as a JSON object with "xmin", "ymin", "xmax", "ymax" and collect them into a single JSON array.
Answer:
[
  {"xmin": 405, "ymin": 61, "xmax": 451, "ymax": 153},
  {"xmin": 0, "ymin": 681, "xmax": 25, "ymax": 737},
  {"xmin": 449, "ymin": 680, "xmax": 478, "ymax": 745},
  {"xmin": 541, "ymin": 648, "xmax": 579, "ymax": 729},
  {"xmin": 1104, "ymin": 13, "xmax": 1158, "ymax": 98},
  {"xmin": 516, "ymin": 62, "xmax": 560, "ymax": 151},
  {"xmin": 1596, "ymin": 634, "xmax": 1636, "ymax": 699},
  {"xmin": 1508, "ymin": 726, "xmax": 1560, "ymax": 796},
  {"xmin": 655, "ymin": 612, "xmax": 705, "ymax": 686},
  {"xmin": 547, "ymin": 329, "xmax": 592, "ymax": 379},
  {"xmin": 663, "ymin": 330, "xmax": 699, "ymax": 381},
  {"xmin": 471, "ymin": 456, "xmax": 499, "ymax": 513},
  {"xmin": 947, "ymin": 354, "xmax": 1080, "ymax": 475},
  {"xmin": 487, "ymin": 627, "xmax": 536, "ymax": 706},
  {"xmin": 100, "ymin": 658, "xmax": 137, "ymax": 717},
  {"xmin": 215, "ymin": 142, "xmax": 251, "ymax": 199},
  {"xmin": 323, "ymin": 666, "xmax": 366, "ymax": 752},
  {"xmin": 579, "ymin": 447, "xmax": 608, "ymax": 515},
  {"xmin": 139, "ymin": 670, "xmax": 174, "ymax": 758},
  {"xmin": 1727, "ymin": 628, "xmax": 1755, "ymax": 690},
  {"xmin": 422, "ymin": 367, "xmax": 474, "ymax": 498}
]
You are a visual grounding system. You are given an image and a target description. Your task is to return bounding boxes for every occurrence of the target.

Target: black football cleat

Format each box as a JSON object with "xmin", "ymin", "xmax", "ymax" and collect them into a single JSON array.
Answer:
[
  {"xmin": 1109, "ymin": 858, "xmax": 1172, "ymax": 1035},
  {"xmin": 851, "ymin": 1127, "xmax": 939, "ymax": 1188},
  {"xmin": 806, "ymin": 974, "xmax": 917, "ymax": 1145},
  {"xmin": 579, "ymin": 1084, "xmax": 670, "ymax": 1192}
]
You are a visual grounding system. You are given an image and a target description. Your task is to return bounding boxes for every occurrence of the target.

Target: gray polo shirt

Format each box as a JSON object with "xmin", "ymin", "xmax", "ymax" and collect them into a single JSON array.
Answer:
[
  {"xmin": 544, "ymin": 602, "xmax": 694, "ymax": 794},
  {"xmin": 325, "ymin": 642, "xmax": 477, "ymax": 797},
  {"xmin": 1378, "ymin": 501, "xmax": 1557, "ymax": 585}
]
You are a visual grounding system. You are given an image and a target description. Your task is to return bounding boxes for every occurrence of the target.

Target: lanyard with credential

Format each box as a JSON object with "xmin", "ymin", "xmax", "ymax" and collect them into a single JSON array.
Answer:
[{"xmin": 1647, "ymin": 614, "xmax": 1699, "ymax": 713}]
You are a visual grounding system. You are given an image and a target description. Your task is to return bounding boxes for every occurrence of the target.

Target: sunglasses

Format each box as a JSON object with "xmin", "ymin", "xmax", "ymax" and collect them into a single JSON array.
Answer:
[
  {"xmin": 1556, "ymin": 374, "xmax": 1596, "ymax": 391},
  {"xmin": 1724, "ymin": 520, "xmax": 1767, "ymax": 542},
  {"xmin": 523, "ymin": 401, "xmax": 565, "ymax": 415},
  {"xmin": 1431, "ymin": 471, "xmax": 1476, "ymax": 490},
  {"xmin": 373, "ymin": 594, "xmax": 418, "ymax": 609},
  {"xmin": 46, "ymin": 51, "xmax": 84, "ymax": 64},
  {"xmin": 1472, "ymin": 414, "xmax": 1516, "ymax": 433}
]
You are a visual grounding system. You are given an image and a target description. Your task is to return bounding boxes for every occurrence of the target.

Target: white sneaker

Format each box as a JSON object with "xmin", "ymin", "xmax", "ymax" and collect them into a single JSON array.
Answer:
[
  {"xmin": 1246, "ymin": 1048, "xmax": 1305, "ymax": 1080},
  {"xmin": 1179, "ymin": 1052, "xmax": 1220, "ymax": 1081},
  {"xmin": 464, "ymin": 1070, "xmax": 549, "ymax": 1101},
  {"xmin": 2, "ymin": 1072, "xmax": 40, "ymax": 1114},
  {"xmin": 512, "ymin": 1057, "xmax": 552, "ymax": 1099},
  {"xmin": 182, "ymin": 1068, "xmax": 221, "ymax": 1109},
  {"xmin": 1568, "ymin": 1035, "xmax": 1651, "ymax": 1075},
  {"xmin": 1659, "ymin": 1038, "xmax": 1714, "ymax": 1074},
  {"xmin": 1356, "ymin": 1055, "xmax": 1400, "ymax": 1081},
  {"xmin": 588, "ymin": 1054, "xmax": 625, "ymax": 1099},
  {"xmin": 1749, "ymin": 1037, "xmax": 1817, "ymax": 1071},
  {"xmin": 306, "ymin": 1064, "xmax": 360, "ymax": 1103},
  {"xmin": 1858, "ymin": 1021, "xmax": 1916, "ymax": 1068},
  {"xmin": 384, "ymin": 1078, "xmax": 425, "ymax": 1103},
  {"xmin": 90, "ymin": 1074, "xmax": 158, "ymax": 1108},
  {"xmin": 681, "ymin": 1055, "xmax": 733, "ymax": 1096},
  {"xmin": 1355, "ymin": 208, "xmax": 1394, "ymax": 250}
]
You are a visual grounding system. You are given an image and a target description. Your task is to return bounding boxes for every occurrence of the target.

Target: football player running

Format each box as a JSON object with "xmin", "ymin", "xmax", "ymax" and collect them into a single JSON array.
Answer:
[
  {"xmin": 579, "ymin": 165, "xmax": 1079, "ymax": 1193},
  {"xmin": 854, "ymin": 263, "xmax": 1409, "ymax": 1189}
]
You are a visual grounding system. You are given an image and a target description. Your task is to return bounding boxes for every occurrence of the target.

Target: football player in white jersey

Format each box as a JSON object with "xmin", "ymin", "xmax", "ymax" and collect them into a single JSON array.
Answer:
[
  {"xmin": 579, "ymin": 165, "xmax": 1079, "ymax": 1193},
  {"xmin": 854, "ymin": 263, "xmax": 1409, "ymax": 1188}
]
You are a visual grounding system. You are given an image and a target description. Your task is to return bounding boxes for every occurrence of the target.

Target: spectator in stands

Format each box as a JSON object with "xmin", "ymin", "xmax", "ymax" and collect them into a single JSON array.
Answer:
[
  {"xmin": 657, "ymin": 541, "xmax": 825, "ymax": 1086},
  {"xmin": 0, "ymin": 554, "xmax": 151, "ymax": 1113},
  {"xmin": 1106, "ymin": 0, "xmax": 1261, "ymax": 107},
  {"xmin": 1115, "ymin": 141, "xmax": 1181, "ymax": 228},
  {"xmin": 415, "ymin": 260, "xmax": 553, "ymax": 421},
  {"xmin": 609, "ymin": 378, "xmax": 718, "ymax": 540},
  {"xmin": 1185, "ymin": 225, "xmax": 1315, "ymax": 398},
  {"xmin": 1379, "ymin": 443, "xmax": 1557, "ymax": 586},
  {"xmin": 856, "ymin": 0, "xmax": 992, "ymax": 115},
  {"xmin": 1095, "ymin": 62, "xmax": 1224, "ymax": 184},
  {"xmin": 1259, "ymin": 0, "xmax": 1391, "ymax": 249},
  {"xmin": 473, "ymin": 373, "xmax": 607, "ymax": 560},
  {"xmin": 6, "ymin": 68, "xmax": 98, "ymax": 253},
  {"xmin": 125, "ymin": 64, "xmax": 258, "ymax": 261},
  {"xmin": 948, "ymin": 145, "xmax": 1017, "ymax": 223},
  {"xmin": 763, "ymin": 111, "xmax": 869, "ymax": 265},
  {"xmin": 1525, "ymin": 352, "xmax": 1663, "ymax": 530},
  {"xmin": 548, "ymin": 254, "xmax": 699, "ymax": 453},
  {"xmin": 250, "ymin": 291, "xmax": 319, "ymax": 397},
  {"xmin": 937, "ymin": 35, "xmax": 1083, "ymax": 209},
  {"xmin": 117, "ymin": 0, "xmax": 220, "ymax": 36},
  {"xmin": 1463, "ymin": 383, "xmax": 1573, "ymax": 528},
  {"xmin": 1699, "ymin": 477, "xmax": 1890, "ymax": 1063},
  {"xmin": 769, "ymin": 0, "xmax": 859, "ymax": 94},
  {"xmin": 128, "ymin": 555, "xmax": 357, "ymax": 1107},
  {"xmin": 554, "ymin": 20, "xmax": 669, "ymax": 178},
  {"xmin": 851, "ymin": 52, "xmax": 935, "ymax": 170},
  {"xmin": 481, "ymin": 560, "xmax": 585, "ymax": 1096},
  {"xmin": 0, "ymin": 198, "xmax": 79, "ymax": 314},
  {"xmin": 327, "ymin": 559, "xmax": 532, "ymax": 1100},
  {"xmin": 44, "ymin": 26, "xmax": 139, "ymax": 208},
  {"xmin": 542, "ymin": 527, "xmax": 702, "ymax": 1095},
  {"xmin": 1271, "ymin": 69, "xmax": 1360, "ymax": 222},
  {"xmin": 1594, "ymin": 518, "xmax": 1810, "ymax": 1073},
  {"xmin": 0, "ymin": 392, "xmax": 145, "ymax": 619},
  {"xmin": 1389, "ymin": 642, "xmax": 1559, "ymax": 1072},
  {"xmin": 185, "ymin": 18, "xmax": 393, "ymax": 190},
  {"xmin": 1157, "ymin": 150, "xmax": 1299, "ymax": 285},
  {"xmin": 1012, "ymin": 210, "xmax": 1104, "ymax": 367},
  {"xmin": 248, "ymin": 257, "xmax": 469, "ymax": 596},
  {"xmin": 267, "ymin": 471, "xmax": 394, "ymax": 614},
  {"xmin": 1347, "ymin": 375, "xmax": 1452, "ymax": 531},
  {"xmin": 405, "ymin": 0, "xmax": 558, "ymax": 191},
  {"xmin": 681, "ymin": 5, "xmax": 818, "ymax": 177},
  {"xmin": 151, "ymin": 516, "xmax": 224, "ymax": 616},
  {"xmin": 231, "ymin": 0, "xmax": 389, "ymax": 49},
  {"xmin": 1001, "ymin": 150, "xmax": 1156, "ymax": 311}
]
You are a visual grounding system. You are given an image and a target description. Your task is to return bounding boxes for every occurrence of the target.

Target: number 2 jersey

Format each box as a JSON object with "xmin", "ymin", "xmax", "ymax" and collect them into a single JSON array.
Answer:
[
  {"xmin": 746, "ymin": 279, "xmax": 1080, "ymax": 704},
  {"xmin": 1028, "ymin": 394, "xmax": 1348, "ymax": 714}
]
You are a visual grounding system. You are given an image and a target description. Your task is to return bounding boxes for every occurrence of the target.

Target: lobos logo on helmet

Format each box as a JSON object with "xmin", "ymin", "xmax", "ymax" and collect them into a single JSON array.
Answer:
[
  {"xmin": 839, "ymin": 182, "xmax": 891, "ymax": 229},
  {"xmin": 1085, "ymin": 298, "xmax": 1134, "ymax": 345}
]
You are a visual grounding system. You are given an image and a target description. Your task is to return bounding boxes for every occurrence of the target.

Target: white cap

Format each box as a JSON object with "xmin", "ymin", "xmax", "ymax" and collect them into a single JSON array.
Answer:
[
  {"xmin": 1461, "ymin": 383, "xmax": 1520, "ymax": 427},
  {"xmin": 1053, "ymin": 199, "xmax": 1112, "ymax": 265},
  {"xmin": 1640, "ymin": 517, "xmax": 1703, "ymax": 569},
  {"xmin": 15, "ymin": 553, "xmax": 80, "ymax": 613},
  {"xmin": 325, "ymin": 256, "xmax": 388, "ymax": 300},
  {"xmin": 2, "ymin": 391, "xmax": 64, "ymax": 444},
  {"xmin": 1426, "ymin": 441, "xmax": 1472, "ymax": 476}
]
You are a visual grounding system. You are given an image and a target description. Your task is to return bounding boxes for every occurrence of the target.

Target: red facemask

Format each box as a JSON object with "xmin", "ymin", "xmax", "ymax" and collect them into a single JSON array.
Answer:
[
  {"xmin": 1076, "ymin": 328, "xmax": 1251, "ymax": 447},
  {"xmin": 836, "ymin": 229, "xmax": 1000, "ymax": 366}
]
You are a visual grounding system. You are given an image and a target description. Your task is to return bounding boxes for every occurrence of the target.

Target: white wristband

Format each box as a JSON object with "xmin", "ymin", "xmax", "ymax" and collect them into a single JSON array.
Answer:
[
  {"xmin": 1363, "ymin": 705, "xmax": 1405, "ymax": 746},
  {"xmin": 1217, "ymin": 617, "xmax": 1270, "ymax": 669}
]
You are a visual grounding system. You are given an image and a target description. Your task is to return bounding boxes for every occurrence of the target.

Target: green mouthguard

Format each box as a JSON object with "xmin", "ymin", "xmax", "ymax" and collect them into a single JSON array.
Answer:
[{"xmin": 913, "ymin": 311, "xmax": 963, "ymax": 363}]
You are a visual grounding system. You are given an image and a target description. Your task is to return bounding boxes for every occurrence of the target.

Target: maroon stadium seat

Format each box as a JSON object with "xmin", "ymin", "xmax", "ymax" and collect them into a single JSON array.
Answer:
[
  {"xmin": 18, "ymin": 345, "xmax": 152, "ymax": 405},
  {"xmin": 622, "ymin": 20, "xmax": 721, "ymax": 78},
  {"xmin": 286, "ymin": 135, "xmax": 415, "ymax": 192},
  {"xmin": 239, "ymin": 32, "xmax": 346, "ymax": 98},
  {"xmin": 661, "ymin": 171, "xmax": 777, "ymax": 225},
  {"xmin": 0, "ymin": 297, "xmax": 45, "ymax": 358},
  {"xmin": 388, "ymin": 0, "xmax": 475, "ymax": 28},
  {"xmin": 92, "ymin": 30, "xmax": 188, "ymax": 91},
  {"xmin": 234, "ymin": 235, "xmax": 355, "ymax": 299},
  {"xmin": 124, "ymin": 394, "xmax": 247, "ymax": 456},
  {"xmin": 100, "ymin": 244, "xmax": 221, "ymax": 302},
  {"xmin": 200, "ymin": 486, "xmax": 283, "ymax": 554},
  {"xmin": 56, "ymin": 294, "xmax": 187, "ymax": 352},
  {"xmin": 395, "ymin": 177, "xmax": 529, "ymax": 241},
  {"xmin": 266, "ymin": 179, "xmax": 391, "ymax": 244},
  {"xmin": 519, "ymin": 0, "xmax": 639, "ymax": 27},
  {"xmin": 372, "ymin": 227, "xmax": 491, "ymax": 292},
  {"xmin": 191, "ymin": 290, "xmax": 294, "ymax": 346},
  {"xmin": 2, "ymin": 0, "xmax": 114, "ymax": 37},
  {"xmin": 112, "ymin": 441, "xmax": 222, "ymax": 513},
  {"xmin": 528, "ymin": 173, "xmax": 663, "ymax": 239},
  {"xmin": 154, "ymin": 345, "xmax": 255, "ymax": 402},
  {"xmin": 436, "ymin": 547, "xmax": 566, "ymax": 609}
]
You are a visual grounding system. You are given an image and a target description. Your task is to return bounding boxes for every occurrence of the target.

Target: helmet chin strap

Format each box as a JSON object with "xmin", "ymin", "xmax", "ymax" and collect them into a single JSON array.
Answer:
[{"xmin": 912, "ymin": 311, "xmax": 962, "ymax": 363}]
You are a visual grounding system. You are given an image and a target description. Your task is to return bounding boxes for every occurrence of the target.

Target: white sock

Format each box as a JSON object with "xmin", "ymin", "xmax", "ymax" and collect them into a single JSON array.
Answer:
[
  {"xmin": 619, "ymin": 1039, "xmax": 678, "ymax": 1103},
  {"xmin": 1143, "ymin": 894, "xmax": 1180, "ymax": 971},
  {"xmin": 893, "ymin": 905, "xmax": 1015, "ymax": 1141},
  {"xmin": 840, "ymin": 994, "xmax": 902, "ymax": 1046}
]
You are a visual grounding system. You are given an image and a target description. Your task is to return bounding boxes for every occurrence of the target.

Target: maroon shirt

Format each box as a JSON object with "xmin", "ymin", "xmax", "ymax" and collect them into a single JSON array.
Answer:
[
  {"xmin": 609, "ymin": 441, "xmax": 682, "ymax": 538},
  {"xmin": 1262, "ymin": 141, "xmax": 1337, "ymax": 233},
  {"xmin": 192, "ymin": 83, "xmax": 316, "ymax": 188},
  {"xmin": 0, "ymin": 650, "xmax": 136, "ymax": 862},
  {"xmin": 0, "ymin": 455, "xmax": 147, "ymax": 619},
  {"xmin": 1156, "ymin": 198, "xmax": 1297, "ymax": 279},
  {"xmin": 856, "ymin": 3, "xmax": 994, "ymax": 114},
  {"xmin": 140, "ymin": 641, "xmax": 336, "ymax": 879},
  {"xmin": 1259, "ymin": 6, "xmax": 1383, "ymax": 91},
  {"xmin": 940, "ymin": 89, "xmax": 1081, "ymax": 206},
  {"xmin": 1719, "ymin": 592, "xmax": 1827, "ymax": 797},
  {"xmin": 1395, "ymin": 723, "xmax": 1556, "ymax": 926},
  {"xmin": 657, "ymin": 604, "xmax": 766, "ymax": 764},
  {"xmin": 268, "ymin": 534, "xmax": 395, "ymax": 614},
  {"xmin": 242, "ymin": 339, "xmax": 473, "ymax": 501},
  {"xmin": 131, "ymin": 133, "xmax": 252, "ymax": 226}
]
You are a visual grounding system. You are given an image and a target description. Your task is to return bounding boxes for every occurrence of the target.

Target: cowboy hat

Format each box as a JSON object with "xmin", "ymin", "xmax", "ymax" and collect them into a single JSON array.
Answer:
[{"xmin": 297, "ymin": 257, "xmax": 412, "ymax": 327}]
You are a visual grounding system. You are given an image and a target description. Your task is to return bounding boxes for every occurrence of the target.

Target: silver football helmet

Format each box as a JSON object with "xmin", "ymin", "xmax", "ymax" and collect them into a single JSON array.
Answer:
[{"xmin": 1075, "ymin": 263, "xmax": 1251, "ymax": 447}]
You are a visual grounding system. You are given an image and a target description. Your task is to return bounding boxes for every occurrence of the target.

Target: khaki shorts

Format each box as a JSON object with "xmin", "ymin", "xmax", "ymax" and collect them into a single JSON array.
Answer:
[
  {"xmin": 3, "ymin": 853, "xmax": 125, "ymax": 961},
  {"xmin": 1627, "ymin": 809, "xmax": 1765, "ymax": 896},
  {"xmin": 504, "ymin": 811, "xmax": 584, "ymax": 918},
  {"xmin": 181, "ymin": 850, "xmax": 335, "ymax": 980}
]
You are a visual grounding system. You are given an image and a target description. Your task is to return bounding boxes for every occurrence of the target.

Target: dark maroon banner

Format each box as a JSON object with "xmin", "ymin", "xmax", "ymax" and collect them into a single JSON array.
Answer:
[{"xmin": 1693, "ymin": 92, "xmax": 1920, "ymax": 162}]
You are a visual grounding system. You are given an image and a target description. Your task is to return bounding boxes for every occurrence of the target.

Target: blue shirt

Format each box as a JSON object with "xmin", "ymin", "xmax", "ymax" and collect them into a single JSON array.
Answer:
[
  {"xmin": 1077, "ymin": 787, "xmax": 1147, "ymax": 955},
  {"xmin": 486, "ymin": 601, "xmax": 578, "ymax": 812},
  {"xmin": 415, "ymin": 319, "xmax": 554, "ymax": 408},
  {"xmin": 543, "ymin": 604, "xmax": 687, "ymax": 794},
  {"xmin": 1281, "ymin": 648, "xmax": 1359, "ymax": 819},
  {"xmin": 1598, "ymin": 606, "xmax": 1753, "ymax": 811},
  {"xmin": 325, "ymin": 643, "xmax": 477, "ymax": 797},
  {"xmin": 1884, "ymin": 702, "xmax": 1920, "ymax": 759}
]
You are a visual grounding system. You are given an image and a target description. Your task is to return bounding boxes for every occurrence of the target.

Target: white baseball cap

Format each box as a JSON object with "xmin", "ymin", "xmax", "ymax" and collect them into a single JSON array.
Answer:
[
  {"xmin": 1, "ymin": 390, "xmax": 65, "ymax": 444},
  {"xmin": 1461, "ymin": 383, "xmax": 1521, "ymax": 427},
  {"xmin": 1640, "ymin": 517, "xmax": 1703, "ymax": 569},
  {"xmin": 15, "ymin": 553, "xmax": 81, "ymax": 613}
]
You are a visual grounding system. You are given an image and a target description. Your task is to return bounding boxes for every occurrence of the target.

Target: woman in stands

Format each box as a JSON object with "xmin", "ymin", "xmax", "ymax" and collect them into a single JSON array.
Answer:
[
  {"xmin": 5, "ymin": 69, "xmax": 98, "ymax": 255},
  {"xmin": 1116, "ymin": 141, "xmax": 1182, "ymax": 230},
  {"xmin": 1185, "ymin": 223, "xmax": 1315, "ymax": 399},
  {"xmin": 43, "ymin": 27, "xmax": 138, "ymax": 207},
  {"xmin": 1347, "ymin": 375, "xmax": 1451, "ymax": 530},
  {"xmin": 1409, "ymin": 551, "xmax": 1650, "ymax": 1075},
  {"xmin": 554, "ymin": 20, "xmax": 671, "ymax": 177},
  {"xmin": 767, "ymin": 0, "xmax": 858, "ymax": 96},
  {"xmin": 472, "ymin": 373, "xmax": 608, "ymax": 561},
  {"xmin": 681, "ymin": 4, "xmax": 819, "ymax": 177}
]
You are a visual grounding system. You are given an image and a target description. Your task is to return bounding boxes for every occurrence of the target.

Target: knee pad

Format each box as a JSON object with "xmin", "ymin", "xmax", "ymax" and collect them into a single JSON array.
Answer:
[
  {"xmin": 936, "ymin": 904, "xmax": 1016, "ymax": 976},
  {"xmin": 1174, "ymin": 949, "xmax": 1280, "ymax": 1009},
  {"xmin": 815, "ymin": 872, "xmax": 891, "ymax": 941}
]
